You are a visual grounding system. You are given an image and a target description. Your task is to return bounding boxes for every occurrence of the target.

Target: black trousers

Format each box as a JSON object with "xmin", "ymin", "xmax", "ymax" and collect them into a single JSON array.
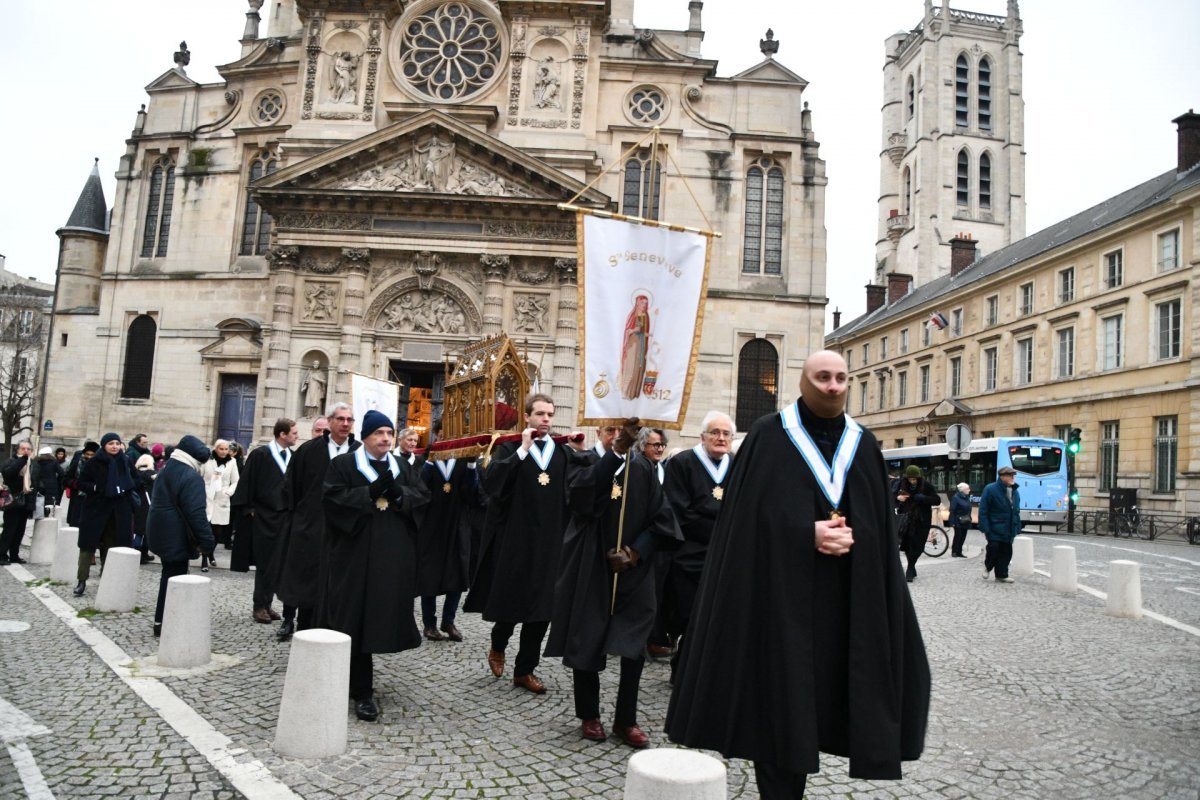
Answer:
[
  {"xmin": 986, "ymin": 540, "xmax": 1014, "ymax": 578},
  {"xmin": 281, "ymin": 605, "xmax": 314, "ymax": 629},
  {"xmin": 753, "ymin": 762, "xmax": 807, "ymax": 799},
  {"xmin": 154, "ymin": 560, "xmax": 190, "ymax": 626},
  {"xmin": 252, "ymin": 531, "xmax": 279, "ymax": 610},
  {"xmin": 572, "ymin": 656, "xmax": 645, "ymax": 727},
  {"xmin": 952, "ymin": 524, "xmax": 969, "ymax": 556},
  {"xmin": 1, "ymin": 506, "xmax": 30, "ymax": 560},
  {"xmin": 490, "ymin": 620, "xmax": 550, "ymax": 677},
  {"xmin": 350, "ymin": 651, "xmax": 373, "ymax": 700}
]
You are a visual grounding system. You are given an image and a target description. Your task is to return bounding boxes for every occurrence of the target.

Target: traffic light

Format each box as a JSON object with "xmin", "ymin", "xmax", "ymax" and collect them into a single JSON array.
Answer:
[
  {"xmin": 1069, "ymin": 489, "xmax": 1080, "ymax": 504},
  {"xmin": 1067, "ymin": 427, "xmax": 1082, "ymax": 457}
]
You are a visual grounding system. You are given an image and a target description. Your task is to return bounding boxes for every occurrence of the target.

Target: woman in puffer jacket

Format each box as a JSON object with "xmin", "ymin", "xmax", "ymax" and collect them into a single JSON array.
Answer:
[{"xmin": 200, "ymin": 439, "xmax": 239, "ymax": 571}]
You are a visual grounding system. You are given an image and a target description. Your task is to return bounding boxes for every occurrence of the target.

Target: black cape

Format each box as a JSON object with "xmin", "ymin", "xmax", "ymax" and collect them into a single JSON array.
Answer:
[
  {"xmin": 229, "ymin": 444, "xmax": 289, "ymax": 572},
  {"xmin": 322, "ymin": 450, "xmax": 431, "ymax": 653},
  {"xmin": 545, "ymin": 450, "xmax": 681, "ymax": 671},
  {"xmin": 464, "ymin": 439, "xmax": 574, "ymax": 623},
  {"xmin": 666, "ymin": 403, "xmax": 930, "ymax": 780},
  {"xmin": 414, "ymin": 458, "xmax": 481, "ymax": 597},
  {"xmin": 662, "ymin": 446, "xmax": 730, "ymax": 573},
  {"xmin": 272, "ymin": 434, "xmax": 360, "ymax": 610}
]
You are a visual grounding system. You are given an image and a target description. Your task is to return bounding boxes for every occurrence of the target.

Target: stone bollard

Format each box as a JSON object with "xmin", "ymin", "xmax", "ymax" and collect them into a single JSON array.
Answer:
[
  {"xmin": 1050, "ymin": 545, "xmax": 1077, "ymax": 593},
  {"xmin": 273, "ymin": 629, "xmax": 352, "ymax": 758},
  {"xmin": 1106, "ymin": 560, "xmax": 1142, "ymax": 619},
  {"xmin": 1010, "ymin": 535, "xmax": 1035, "ymax": 577},
  {"xmin": 159, "ymin": 575, "xmax": 212, "ymax": 668},
  {"xmin": 624, "ymin": 749, "xmax": 727, "ymax": 800},
  {"xmin": 50, "ymin": 526, "xmax": 79, "ymax": 583},
  {"xmin": 55, "ymin": 497, "xmax": 70, "ymax": 520},
  {"xmin": 94, "ymin": 547, "xmax": 141, "ymax": 612},
  {"xmin": 29, "ymin": 518, "xmax": 59, "ymax": 565}
]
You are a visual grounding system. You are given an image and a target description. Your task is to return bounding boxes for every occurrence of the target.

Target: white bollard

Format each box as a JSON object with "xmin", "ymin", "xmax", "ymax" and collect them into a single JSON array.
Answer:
[
  {"xmin": 159, "ymin": 575, "xmax": 212, "ymax": 668},
  {"xmin": 1050, "ymin": 545, "xmax": 1077, "ymax": 593},
  {"xmin": 273, "ymin": 629, "xmax": 352, "ymax": 758},
  {"xmin": 624, "ymin": 749, "xmax": 727, "ymax": 800},
  {"xmin": 94, "ymin": 546, "xmax": 141, "ymax": 612},
  {"xmin": 50, "ymin": 526, "xmax": 79, "ymax": 583},
  {"xmin": 1010, "ymin": 535, "xmax": 1035, "ymax": 578},
  {"xmin": 55, "ymin": 497, "xmax": 70, "ymax": 520},
  {"xmin": 29, "ymin": 518, "xmax": 59, "ymax": 565},
  {"xmin": 1106, "ymin": 560, "xmax": 1142, "ymax": 619}
]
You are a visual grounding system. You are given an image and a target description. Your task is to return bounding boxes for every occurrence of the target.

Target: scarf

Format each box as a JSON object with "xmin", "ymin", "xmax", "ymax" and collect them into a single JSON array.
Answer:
[
  {"xmin": 170, "ymin": 448, "xmax": 203, "ymax": 474},
  {"xmin": 101, "ymin": 452, "xmax": 134, "ymax": 498}
]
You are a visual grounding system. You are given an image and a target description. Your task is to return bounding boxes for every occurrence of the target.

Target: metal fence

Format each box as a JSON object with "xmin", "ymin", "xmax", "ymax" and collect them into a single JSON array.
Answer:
[{"xmin": 1054, "ymin": 510, "xmax": 1200, "ymax": 544}]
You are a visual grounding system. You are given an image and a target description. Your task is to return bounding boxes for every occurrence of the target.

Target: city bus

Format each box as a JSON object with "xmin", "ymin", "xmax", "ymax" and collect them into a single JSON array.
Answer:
[{"xmin": 881, "ymin": 436, "xmax": 1069, "ymax": 525}]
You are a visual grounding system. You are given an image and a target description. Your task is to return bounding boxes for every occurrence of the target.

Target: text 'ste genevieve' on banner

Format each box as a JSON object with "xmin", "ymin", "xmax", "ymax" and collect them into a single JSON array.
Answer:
[{"xmin": 577, "ymin": 214, "xmax": 711, "ymax": 430}]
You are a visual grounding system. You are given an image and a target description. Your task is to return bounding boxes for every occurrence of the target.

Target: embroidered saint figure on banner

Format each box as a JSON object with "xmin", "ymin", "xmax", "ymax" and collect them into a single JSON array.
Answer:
[{"xmin": 619, "ymin": 293, "xmax": 651, "ymax": 399}]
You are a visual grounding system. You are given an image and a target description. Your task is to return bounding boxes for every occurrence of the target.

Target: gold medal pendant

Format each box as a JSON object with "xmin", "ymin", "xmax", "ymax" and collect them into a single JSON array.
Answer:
[
  {"xmin": 442, "ymin": 482, "xmax": 452, "ymax": 494},
  {"xmin": 375, "ymin": 496, "xmax": 389, "ymax": 511},
  {"xmin": 538, "ymin": 471, "xmax": 551, "ymax": 486},
  {"xmin": 829, "ymin": 510, "xmax": 841, "ymax": 522},
  {"xmin": 611, "ymin": 482, "xmax": 622, "ymax": 500},
  {"xmin": 712, "ymin": 486, "xmax": 724, "ymax": 500}
]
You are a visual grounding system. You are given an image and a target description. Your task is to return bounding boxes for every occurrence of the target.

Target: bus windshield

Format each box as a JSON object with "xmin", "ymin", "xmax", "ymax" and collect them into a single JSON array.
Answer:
[{"xmin": 1006, "ymin": 444, "xmax": 1063, "ymax": 477}]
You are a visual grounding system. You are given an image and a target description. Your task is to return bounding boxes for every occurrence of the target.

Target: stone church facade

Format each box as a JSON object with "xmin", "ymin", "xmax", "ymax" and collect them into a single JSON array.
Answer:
[{"xmin": 47, "ymin": 0, "xmax": 827, "ymax": 447}]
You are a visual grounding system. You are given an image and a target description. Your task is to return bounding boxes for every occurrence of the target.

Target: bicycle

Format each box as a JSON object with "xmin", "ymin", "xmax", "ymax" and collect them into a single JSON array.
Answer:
[{"xmin": 924, "ymin": 525, "xmax": 949, "ymax": 558}]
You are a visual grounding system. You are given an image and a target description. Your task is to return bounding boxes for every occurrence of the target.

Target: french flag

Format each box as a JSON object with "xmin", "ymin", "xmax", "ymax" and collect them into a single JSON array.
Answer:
[{"xmin": 927, "ymin": 312, "xmax": 949, "ymax": 330}]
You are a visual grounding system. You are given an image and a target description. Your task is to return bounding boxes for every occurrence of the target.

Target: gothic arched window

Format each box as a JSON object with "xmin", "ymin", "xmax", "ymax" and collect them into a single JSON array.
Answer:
[
  {"xmin": 742, "ymin": 157, "xmax": 785, "ymax": 275},
  {"xmin": 978, "ymin": 56, "xmax": 992, "ymax": 131},
  {"xmin": 121, "ymin": 315, "xmax": 157, "ymax": 399},
  {"xmin": 902, "ymin": 165, "xmax": 913, "ymax": 215},
  {"xmin": 905, "ymin": 75, "xmax": 915, "ymax": 121},
  {"xmin": 736, "ymin": 339, "xmax": 779, "ymax": 432},
  {"xmin": 955, "ymin": 54, "xmax": 970, "ymax": 128},
  {"xmin": 140, "ymin": 158, "xmax": 176, "ymax": 258},
  {"xmin": 240, "ymin": 151, "xmax": 278, "ymax": 256},
  {"xmin": 979, "ymin": 152, "xmax": 992, "ymax": 210},
  {"xmin": 956, "ymin": 149, "xmax": 970, "ymax": 208},
  {"xmin": 622, "ymin": 148, "xmax": 661, "ymax": 220}
]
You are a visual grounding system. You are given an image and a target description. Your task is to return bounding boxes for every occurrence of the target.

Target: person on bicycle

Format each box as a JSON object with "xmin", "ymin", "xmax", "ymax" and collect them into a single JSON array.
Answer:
[{"xmin": 894, "ymin": 465, "xmax": 942, "ymax": 582}]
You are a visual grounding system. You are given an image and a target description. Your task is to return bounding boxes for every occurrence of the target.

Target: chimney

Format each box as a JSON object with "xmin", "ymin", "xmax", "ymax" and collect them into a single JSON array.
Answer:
[
  {"xmin": 832, "ymin": 307, "xmax": 842, "ymax": 330},
  {"xmin": 688, "ymin": 1, "xmax": 703, "ymax": 32},
  {"xmin": 886, "ymin": 272, "xmax": 913, "ymax": 304},
  {"xmin": 1174, "ymin": 109, "xmax": 1200, "ymax": 173},
  {"xmin": 950, "ymin": 233, "xmax": 978, "ymax": 276},
  {"xmin": 866, "ymin": 284, "xmax": 886, "ymax": 313}
]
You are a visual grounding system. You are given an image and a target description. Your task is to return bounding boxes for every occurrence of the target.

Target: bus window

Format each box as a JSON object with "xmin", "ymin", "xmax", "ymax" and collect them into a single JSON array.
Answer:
[
  {"xmin": 968, "ymin": 464, "xmax": 986, "ymax": 494},
  {"xmin": 1007, "ymin": 445, "xmax": 1063, "ymax": 477},
  {"xmin": 931, "ymin": 466, "xmax": 948, "ymax": 492}
]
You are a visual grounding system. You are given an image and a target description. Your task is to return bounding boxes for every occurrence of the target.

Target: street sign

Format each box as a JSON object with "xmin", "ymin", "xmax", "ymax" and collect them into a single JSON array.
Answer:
[
  {"xmin": 43, "ymin": 420, "xmax": 53, "ymax": 432},
  {"xmin": 944, "ymin": 423, "xmax": 972, "ymax": 451}
]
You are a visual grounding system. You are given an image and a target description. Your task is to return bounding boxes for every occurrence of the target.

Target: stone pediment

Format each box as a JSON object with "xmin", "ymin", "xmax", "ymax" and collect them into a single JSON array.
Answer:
[
  {"xmin": 145, "ymin": 68, "xmax": 200, "ymax": 92},
  {"xmin": 926, "ymin": 398, "xmax": 975, "ymax": 418},
  {"xmin": 257, "ymin": 109, "xmax": 608, "ymax": 206},
  {"xmin": 731, "ymin": 58, "xmax": 808, "ymax": 87},
  {"xmin": 200, "ymin": 318, "xmax": 263, "ymax": 362}
]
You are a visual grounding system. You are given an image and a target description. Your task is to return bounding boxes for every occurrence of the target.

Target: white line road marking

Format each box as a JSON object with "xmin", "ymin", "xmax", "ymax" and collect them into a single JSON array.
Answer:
[
  {"xmin": 5, "ymin": 741, "xmax": 55, "ymax": 800},
  {"xmin": 1039, "ymin": 536, "xmax": 1200, "ymax": 567},
  {"xmin": 1033, "ymin": 568, "xmax": 1200, "ymax": 638},
  {"xmin": 1176, "ymin": 587, "xmax": 1200, "ymax": 597},
  {"xmin": 6, "ymin": 564, "xmax": 302, "ymax": 800}
]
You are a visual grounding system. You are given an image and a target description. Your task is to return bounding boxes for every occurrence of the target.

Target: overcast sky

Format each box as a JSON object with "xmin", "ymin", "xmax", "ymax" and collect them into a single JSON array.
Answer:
[{"xmin": 1, "ymin": 1, "xmax": 1195, "ymax": 328}]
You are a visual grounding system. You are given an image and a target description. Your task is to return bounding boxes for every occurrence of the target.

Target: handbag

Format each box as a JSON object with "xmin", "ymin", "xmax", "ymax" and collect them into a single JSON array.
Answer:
[{"xmin": 957, "ymin": 514, "xmax": 972, "ymax": 524}]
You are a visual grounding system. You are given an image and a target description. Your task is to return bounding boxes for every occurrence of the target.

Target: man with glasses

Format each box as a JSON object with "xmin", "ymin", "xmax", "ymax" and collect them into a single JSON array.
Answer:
[
  {"xmin": 662, "ymin": 411, "xmax": 735, "ymax": 681},
  {"xmin": 637, "ymin": 427, "xmax": 675, "ymax": 658}
]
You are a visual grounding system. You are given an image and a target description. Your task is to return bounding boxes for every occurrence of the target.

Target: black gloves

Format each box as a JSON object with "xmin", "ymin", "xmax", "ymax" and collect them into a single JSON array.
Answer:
[
  {"xmin": 368, "ymin": 472, "xmax": 391, "ymax": 500},
  {"xmin": 606, "ymin": 545, "xmax": 640, "ymax": 574}
]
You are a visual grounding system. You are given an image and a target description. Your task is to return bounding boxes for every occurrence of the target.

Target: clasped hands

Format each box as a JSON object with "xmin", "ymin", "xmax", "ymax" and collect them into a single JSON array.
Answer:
[
  {"xmin": 368, "ymin": 472, "xmax": 402, "ymax": 502},
  {"xmin": 606, "ymin": 545, "xmax": 640, "ymax": 573},
  {"xmin": 814, "ymin": 516, "xmax": 854, "ymax": 556}
]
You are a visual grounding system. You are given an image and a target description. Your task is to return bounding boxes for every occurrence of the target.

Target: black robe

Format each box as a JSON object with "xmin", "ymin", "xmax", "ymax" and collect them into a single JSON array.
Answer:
[
  {"xmin": 414, "ymin": 458, "xmax": 481, "ymax": 597},
  {"xmin": 464, "ymin": 439, "xmax": 575, "ymax": 623},
  {"xmin": 322, "ymin": 450, "xmax": 431, "ymax": 653},
  {"xmin": 662, "ymin": 446, "xmax": 730, "ymax": 574},
  {"xmin": 545, "ymin": 450, "xmax": 681, "ymax": 672},
  {"xmin": 666, "ymin": 402, "xmax": 931, "ymax": 780},
  {"xmin": 272, "ymin": 434, "xmax": 360, "ymax": 611},
  {"xmin": 229, "ymin": 444, "xmax": 289, "ymax": 572}
]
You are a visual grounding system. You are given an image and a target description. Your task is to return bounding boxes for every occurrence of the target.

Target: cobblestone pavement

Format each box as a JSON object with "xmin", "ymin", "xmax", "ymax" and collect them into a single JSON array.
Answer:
[{"xmin": 1, "ymin": 529, "xmax": 1198, "ymax": 799}]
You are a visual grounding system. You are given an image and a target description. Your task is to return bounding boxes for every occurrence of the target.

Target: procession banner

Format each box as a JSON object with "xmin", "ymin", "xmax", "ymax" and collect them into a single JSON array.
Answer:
[
  {"xmin": 349, "ymin": 371, "xmax": 401, "ymax": 432},
  {"xmin": 577, "ymin": 213, "xmax": 711, "ymax": 429}
]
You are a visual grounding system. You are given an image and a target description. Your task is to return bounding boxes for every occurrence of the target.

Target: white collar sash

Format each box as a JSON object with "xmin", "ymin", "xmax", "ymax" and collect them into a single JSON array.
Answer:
[
  {"xmin": 593, "ymin": 442, "xmax": 607, "ymax": 458},
  {"xmin": 355, "ymin": 447, "xmax": 400, "ymax": 482},
  {"xmin": 435, "ymin": 458, "xmax": 456, "ymax": 481},
  {"xmin": 691, "ymin": 444, "xmax": 730, "ymax": 485},
  {"xmin": 780, "ymin": 403, "xmax": 862, "ymax": 511},
  {"xmin": 328, "ymin": 437, "xmax": 350, "ymax": 459},
  {"xmin": 655, "ymin": 462, "xmax": 665, "ymax": 484},
  {"xmin": 529, "ymin": 437, "xmax": 556, "ymax": 471},
  {"xmin": 268, "ymin": 440, "xmax": 290, "ymax": 475}
]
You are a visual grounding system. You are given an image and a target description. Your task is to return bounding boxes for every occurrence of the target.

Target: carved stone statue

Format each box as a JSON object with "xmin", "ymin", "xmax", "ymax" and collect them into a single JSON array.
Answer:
[
  {"xmin": 533, "ymin": 57, "xmax": 562, "ymax": 110},
  {"xmin": 513, "ymin": 294, "xmax": 548, "ymax": 333},
  {"xmin": 328, "ymin": 51, "xmax": 361, "ymax": 104},
  {"xmin": 303, "ymin": 282, "xmax": 338, "ymax": 321},
  {"xmin": 415, "ymin": 135, "xmax": 456, "ymax": 192},
  {"xmin": 380, "ymin": 291, "xmax": 468, "ymax": 334},
  {"xmin": 300, "ymin": 361, "xmax": 327, "ymax": 417}
]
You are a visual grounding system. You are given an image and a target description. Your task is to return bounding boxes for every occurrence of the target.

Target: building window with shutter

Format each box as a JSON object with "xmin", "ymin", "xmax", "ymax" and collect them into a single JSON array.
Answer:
[
  {"xmin": 978, "ymin": 56, "xmax": 992, "ymax": 131},
  {"xmin": 121, "ymin": 315, "xmax": 157, "ymax": 399},
  {"xmin": 979, "ymin": 152, "xmax": 992, "ymax": 210},
  {"xmin": 955, "ymin": 54, "xmax": 969, "ymax": 128},
  {"xmin": 140, "ymin": 157, "xmax": 176, "ymax": 258},
  {"xmin": 956, "ymin": 149, "xmax": 970, "ymax": 207}
]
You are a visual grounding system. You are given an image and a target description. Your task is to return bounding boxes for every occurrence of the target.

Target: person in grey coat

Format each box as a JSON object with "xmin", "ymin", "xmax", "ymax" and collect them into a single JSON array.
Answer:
[{"xmin": 146, "ymin": 436, "xmax": 215, "ymax": 637}]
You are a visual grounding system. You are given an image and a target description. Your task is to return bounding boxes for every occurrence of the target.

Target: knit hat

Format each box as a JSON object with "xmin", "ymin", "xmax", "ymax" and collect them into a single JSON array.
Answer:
[
  {"xmin": 82, "ymin": 440, "xmax": 100, "ymax": 454},
  {"xmin": 135, "ymin": 454, "xmax": 155, "ymax": 470},
  {"xmin": 38, "ymin": 446, "xmax": 53, "ymax": 456},
  {"xmin": 904, "ymin": 465, "xmax": 922, "ymax": 479},
  {"xmin": 360, "ymin": 409, "xmax": 394, "ymax": 440},
  {"xmin": 100, "ymin": 432, "xmax": 122, "ymax": 447},
  {"xmin": 151, "ymin": 443, "xmax": 164, "ymax": 458}
]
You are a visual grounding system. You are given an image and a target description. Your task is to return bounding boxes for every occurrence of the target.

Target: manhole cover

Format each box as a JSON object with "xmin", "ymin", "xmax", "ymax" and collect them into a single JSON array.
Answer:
[{"xmin": 0, "ymin": 620, "xmax": 31, "ymax": 633}]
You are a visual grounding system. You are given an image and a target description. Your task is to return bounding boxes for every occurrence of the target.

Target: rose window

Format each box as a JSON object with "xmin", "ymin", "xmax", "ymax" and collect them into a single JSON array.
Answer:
[
  {"xmin": 254, "ymin": 90, "xmax": 284, "ymax": 124},
  {"xmin": 396, "ymin": 2, "xmax": 504, "ymax": 102},
  {"xmin": 628, "ymin": 87, "xmax": 667, "ymax": 124}
]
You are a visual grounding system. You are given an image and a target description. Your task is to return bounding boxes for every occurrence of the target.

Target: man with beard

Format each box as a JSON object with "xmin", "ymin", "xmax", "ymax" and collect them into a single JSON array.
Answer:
[
  {"xmin": 546, "ymin": 419, "xmax": 680, "ymax": 748},
  {"xmin": 323, "ymin": 409, "xmax": 430, "ymax": 721},
  {"xmin": 273, "ymin": 403, "xmax": 359, "ymax": 640},
  {"xmin": 666, "ymin": 350, "xmax": 930, "ymax": 799},
  {"xmin": 231, "ymin": 418, "xmax": 298, "ymax": 624}
]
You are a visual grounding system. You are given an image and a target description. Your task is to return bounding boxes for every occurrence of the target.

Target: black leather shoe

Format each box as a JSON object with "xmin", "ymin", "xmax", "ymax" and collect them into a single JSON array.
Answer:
[
  {"xmin": 277, "ymin": 620, "xmax": 295, "ymax": 641},
  {"xmin": 440, "ymin": 622, "xmax": 463, "ymax": 642},
  {"xmin": 355, "ymin": 696, "xmax": 380, "ymax": 722},
  {"xmin": 73, "ymin": 581, "xmax": 86, "ymax": 596},
  {"xmin": 10, "ymin": 557, "xmax": 25, "ymax": 564},
  {"xmin": 423, "ymin": 626, "xmax": 445, "ymax": 641}
]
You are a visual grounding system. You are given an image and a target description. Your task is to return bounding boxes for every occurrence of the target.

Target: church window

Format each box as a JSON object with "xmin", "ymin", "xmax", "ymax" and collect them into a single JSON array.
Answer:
[
  {"xmin": 121, "ymin": 315, "xmax": 157, "ymax": 400},
  {"xmin": 955, "ymin": 54, "xmax": 970, "ymax": 128},
  {"xmin": 140, "ymin": 158, "xmax": 176, "ymax": 258},
  {"xmin": 627, "ymin": 86, "xmax": 667, "ymax": 125},
  {"xmin": 902, "ymin": 166, "xmax": 912, "ymax": 215},
  {"xmin": 978, "ymin": 57, "xmax": 992, "ymax": 131},
  {"xmin": 240, "ymin": 151, "xmax": 278, "ymax": 256},
  {"xmin": 905, "ymin": 75, "xmax": 915, "ymax": 121},
  {"xmin": 253, "ymin": 90, "xmax": 285, "ymax": 125},
  {"xmin": 622, "ymin": 148, "xmax": 662, "ymax": 221},
  {"xmin": 736, "ymin": 339, "xmax": 779, "ymax": 432},
  {"xmin": 979, "ymin": 153, "xmax": 992, "ymax": 210},
  {"xmin": 956, "ymin": 150, "xmax": 970, "ymax": 207},
  {"xmin": 742, "ymin": 157, "xmax": 785, "ymax": 275},
  {"xmin": 395, "ymin": 1, "xmax": 504, "ymax": 102}
]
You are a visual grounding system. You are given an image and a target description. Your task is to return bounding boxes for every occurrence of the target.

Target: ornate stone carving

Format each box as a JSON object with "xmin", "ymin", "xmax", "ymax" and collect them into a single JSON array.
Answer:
[
  {"xmin": 362, "ymin": 17, "xmax": 382, "ymax": 121},
  {"xmin": 555, "ymin": 257, "xmax": 578, "ymax": 284},
  {"xmin": 267, "ymin": 246, "xmax": 300, "ymax": 269},
  {"xmin": 330, "ymin": 138, "xmax": 534, "ymax": 197},
  {"xmin": 316, "ymin": 111, "xmax": 360, "ymax": 120},
  {"xmin": 327, "ymin": 51, "xmax": 361, "ymax": 104},
  {"xmin": 515, "ymin": 261, "xmax": 552, "ymax": 284},
  {"xmin": 480, "ymin": 254, "xmax": 511, "ymax": 279},
  {"xmin": 300, "ymin": 252, "xmax": 339, "ymax": 274},
  {"xmin": 413, "ymin": 250, "xmax": 443, "ymax": 289},
  {"xmin": 538, "ymin": 26, "xmax": 565, "ymax": 37},
  {"xmin": 508, "ymin": 15, "xmax": 527, "ymax": 126},
  {"xmin": 484, "ymin": 221, "xmax": 574, "ymax": 241},
  {"xmin": 301, "ymin": 15, "xmax": 324, "ymax": 119},
  {"xmin": 395, "ymin": 1, "xmax": 504, "ymax": 103},
  {"xmin": 379, "ymin": 290, "xmax": 468, "ymax": 334},
  {"xmin": 571, "ymin": 18, "xmax": 589, "ymax": 129},
  {"xmin": 275, "ymin": 212, "xmax": 371, "ymax": 231},
  {"xmin": 513, "ymin": 293, "xmax": 549, "ymax": 333},
  {"xmin": 532, "ymin": 57, "xmax": 562, "ymax": 109},
  {"xmin": 334, "ymin": 20, "xmax": 361, "ymax": 30},
  {"xmin": 302, "ymin": 281, "xmax": 339, "ymax": 321},
  {"xmin": 340, "ymin": 247, "xmax": 371, "ymax": 272},
  {"xmin": 520, "ymin": 118, "xmax": 567, "ymax": 129}
]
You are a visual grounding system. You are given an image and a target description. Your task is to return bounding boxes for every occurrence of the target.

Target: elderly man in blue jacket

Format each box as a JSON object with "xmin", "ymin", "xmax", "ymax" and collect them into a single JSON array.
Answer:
[{"xmin": 978, "ymin": 466, "xmax": 1021, "ymax": 583}]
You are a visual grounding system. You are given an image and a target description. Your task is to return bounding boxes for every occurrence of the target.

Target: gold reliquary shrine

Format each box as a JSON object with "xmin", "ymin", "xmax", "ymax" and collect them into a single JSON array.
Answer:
[{"xmin": 441, "ymin": 334, "xmax": 530, "ymax": 440}]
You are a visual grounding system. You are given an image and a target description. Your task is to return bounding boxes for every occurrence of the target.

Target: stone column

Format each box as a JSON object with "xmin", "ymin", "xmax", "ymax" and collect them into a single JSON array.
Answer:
[
  {"xmin": 263, "ymin": 246, "xmax": 300, "ymax": 440},
  {"xmin": 337, "ymin": 248, "xmax": 371, "ymax": 398},
  {"xmin": 480, "ymin": 254, "xmax": 510, "ymax": 336},
  {"xmin": 552, "ymin": 258, "xmax": 578, "ymax": 421}
]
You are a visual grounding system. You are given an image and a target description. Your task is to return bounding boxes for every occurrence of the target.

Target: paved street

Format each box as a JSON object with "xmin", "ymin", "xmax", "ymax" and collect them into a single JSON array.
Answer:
[{"xmin": 2, "ymin": 528, "xmax": 1198, "ymax": 799}]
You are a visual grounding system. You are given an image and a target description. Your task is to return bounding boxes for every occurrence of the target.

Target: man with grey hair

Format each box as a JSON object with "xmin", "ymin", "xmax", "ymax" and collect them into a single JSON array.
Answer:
[
  {"xmin": 636, "ymin": 426, "xmax": 676, "ymax": 658},
  {"xmin": 662, "ymin": 411, "xmax": 734, "ymax": 679}
]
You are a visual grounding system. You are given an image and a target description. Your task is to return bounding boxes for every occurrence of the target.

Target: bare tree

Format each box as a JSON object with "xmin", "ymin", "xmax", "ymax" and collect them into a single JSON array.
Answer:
[{"xmin": 0, "ymin": 308, "xmax": 43, "ymax": 458}]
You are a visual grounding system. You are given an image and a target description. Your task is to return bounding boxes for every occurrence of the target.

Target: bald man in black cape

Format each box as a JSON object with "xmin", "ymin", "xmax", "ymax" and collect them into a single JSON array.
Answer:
[{"xmin": 666, "ymin": 350, "xmax": 930, "ymax": 799}]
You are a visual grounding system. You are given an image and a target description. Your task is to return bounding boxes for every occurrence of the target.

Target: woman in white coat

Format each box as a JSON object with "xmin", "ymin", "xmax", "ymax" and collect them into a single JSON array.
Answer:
[{"xmin": 200, "ymin": 439, "xmax": 240, "ymax": 571}]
